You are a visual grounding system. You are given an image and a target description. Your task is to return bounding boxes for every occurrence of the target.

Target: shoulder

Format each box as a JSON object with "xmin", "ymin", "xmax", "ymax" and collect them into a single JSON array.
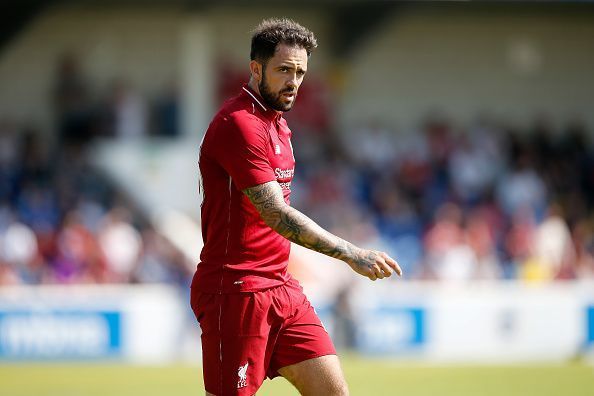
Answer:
[
  {"xmin": 229, "ymin": 109, "xmax": 267, "ymax": 131},
  {"xmin": 213, "ymin": 96, "xmax": 267, "ymax": 133},
  {"xmin": 222, "ymin": 106, "xmax": 269, "ymax": 145},
  {"xmin": 204, "ymin": 111, "xmax": 268, "ymax": 155}
]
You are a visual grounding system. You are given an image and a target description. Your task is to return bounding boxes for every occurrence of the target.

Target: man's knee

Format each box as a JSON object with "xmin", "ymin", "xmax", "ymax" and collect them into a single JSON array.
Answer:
[
  {"xmin": 290, "ymin": 374, "xmax": 348, "ymax": 396},
  {"xmin": 329, "ymin": 377, "xmax": 349, "ymax": 396},
  {"xmin": 309, "ymin": 376, "xmax": 349, "ymax": 396}
]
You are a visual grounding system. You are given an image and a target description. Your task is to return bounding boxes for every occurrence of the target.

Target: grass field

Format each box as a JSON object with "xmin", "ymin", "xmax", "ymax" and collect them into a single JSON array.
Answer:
[{"xmin": 1, "ymin": 357, "xmax": 593, "ymax": 396}]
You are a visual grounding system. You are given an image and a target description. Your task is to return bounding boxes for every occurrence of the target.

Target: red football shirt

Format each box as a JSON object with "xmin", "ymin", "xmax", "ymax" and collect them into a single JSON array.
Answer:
[{"xmin": 191, "ymin": 85, "xmax": 296, "ymax": 293}]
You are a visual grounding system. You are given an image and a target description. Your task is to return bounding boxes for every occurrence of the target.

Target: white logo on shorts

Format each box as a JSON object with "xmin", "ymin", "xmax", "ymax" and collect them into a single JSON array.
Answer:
[{"xmin": 237, "ymin": 362, "xmax": 249, "ymax": 389}]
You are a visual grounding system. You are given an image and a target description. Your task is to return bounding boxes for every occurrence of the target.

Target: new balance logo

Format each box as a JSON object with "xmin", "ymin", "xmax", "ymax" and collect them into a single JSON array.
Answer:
[
  {"xmin": 275, "ymin": 144, "xmax": 281, "ymax": 155},
  {"xmin": 237, "ymin": 362, "xmax": 249, "ymax": 389}
]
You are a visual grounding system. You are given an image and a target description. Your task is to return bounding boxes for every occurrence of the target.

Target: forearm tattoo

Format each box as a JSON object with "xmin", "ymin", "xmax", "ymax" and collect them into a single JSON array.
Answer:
[{"xmin": 243, "ymin": 182, "xmax": 357, "ymax": 262}]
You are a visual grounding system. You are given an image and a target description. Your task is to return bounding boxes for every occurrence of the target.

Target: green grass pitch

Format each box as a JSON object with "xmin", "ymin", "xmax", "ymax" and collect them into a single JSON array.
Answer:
[{"xmin": 1, "ymin": 356, "xmax": 593, "ymax": 395}]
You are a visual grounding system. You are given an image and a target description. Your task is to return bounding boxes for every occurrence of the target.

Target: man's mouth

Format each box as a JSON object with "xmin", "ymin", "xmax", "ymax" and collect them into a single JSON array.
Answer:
[{"xmin": 281, "ymin": 91, "xmax": 296, "ymax": 99}]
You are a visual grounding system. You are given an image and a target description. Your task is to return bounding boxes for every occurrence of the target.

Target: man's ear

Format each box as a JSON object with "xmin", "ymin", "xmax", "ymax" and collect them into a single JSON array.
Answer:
[{"xmin": 249, "ymin": 60, "xmax": 263, "ymax": 83}]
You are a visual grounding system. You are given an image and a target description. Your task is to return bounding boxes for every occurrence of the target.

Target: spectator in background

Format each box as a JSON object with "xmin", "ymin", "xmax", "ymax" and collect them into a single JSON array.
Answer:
[
  {"xmin": 504, "ymin": 206, "xmax": 537, "ymax": 279},
  {"xmin": 528, "ymin": 203, "xmax": 575, "ymax": 281},
  {"xmin": 134, "ymin": 226, "xmax": 190, "ymax": 285},
  {"xmin": 0, "ymin": 215, "xmax": 43, "ymax": 284},
  {"xmin": 299, "ymin": 156, "xmax": 358, "ymax": 228},
  {"xmin": 107, "ymin": 80, "xmax": 148, "ymax": 139},
  {"xmin": 448, "ymin": 131, "xmax": 501, "ymax": 206},
  {"xmin": 53, "ymin": 53, "xmax": 93, "ymax": 144},
  {"xmin": 345, "ymin": 120, "xmax": 396, "ymax": 172},
  {"xmin": 496, "ymin": 150, "xmax": 546, "ymax": 220},
  {"xmin": 153, "ymin": 81, "xmax": 180, "ymax": 137},
  {"xmin": 0, "ymin": 259, "xmax": 20, "ymax": 285},
  {"xmin": 331, "ymin": 284, "xmax": 356, "ymax": 350},
  {"xmin": 0, "ymin": 119, "xmax": 21, "ymax": 202},
  {"xmin": 572, "ymin": 218, "xmax": 594, "ymax": 279},
  {"xmin": 16, "ymin": 184, "xmax": 60, "ymax": 232},
  {"xmin": 134, "ymin": 227, "xmax": 175, "ymax": 283},
  {"xmin": 52, "ymin": 210, "xmax": 105, "ymax": 284},
  {"xmin": 424, "ymin": 202, "xmax": 476, "ymax": 282},
  {"xmin": 371, "ymin": 184, "xmax": 422, "ymax": 241},
  {"xmin": 403, "ymin": 118, "xmax": 454, "ymax": 218},
  {"xmin": 0, "ymin": 119, "xmax": 19, "ymax": 164},
  {"xmin": 19, "ymin": 128, "xmax": 52, "ymax": 186},
  {"xmin": 75, "ymin": 198, "xmax": 107, "ymax": 234},
  {"xmin": 465, "ymin": 207, "xmax": 502, "ymax": 280},
  {"xmin": 425, "ymin": 116, "xmax": 454, "ymax": 170},
  {"xmin": 98, "ymin": 207, "xmax": 142, "ymax": 282}
]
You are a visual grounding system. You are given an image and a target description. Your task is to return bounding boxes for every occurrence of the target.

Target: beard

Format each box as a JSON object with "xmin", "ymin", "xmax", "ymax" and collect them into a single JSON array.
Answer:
[{"xmin": 258, "ymin": 67, "xmax": 296, "ymax": 112}]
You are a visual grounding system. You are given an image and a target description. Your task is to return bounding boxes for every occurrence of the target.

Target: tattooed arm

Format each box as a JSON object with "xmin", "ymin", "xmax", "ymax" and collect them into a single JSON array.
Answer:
[{"xmin": 244, "ymin": 181, "xmax": 402, "ymax": 281}]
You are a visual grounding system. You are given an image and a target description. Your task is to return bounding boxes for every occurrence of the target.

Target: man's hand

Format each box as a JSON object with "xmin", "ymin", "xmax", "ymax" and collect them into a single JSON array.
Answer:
[{"xmin": 346, "ymin": 249, "xmax": 402, "ymax": 281}]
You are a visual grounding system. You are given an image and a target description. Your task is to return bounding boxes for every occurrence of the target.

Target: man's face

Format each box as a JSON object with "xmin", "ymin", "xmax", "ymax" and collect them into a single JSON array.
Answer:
[{"xmin": 257, "ymin": 44, "xmax": 308, "ymax": 112}]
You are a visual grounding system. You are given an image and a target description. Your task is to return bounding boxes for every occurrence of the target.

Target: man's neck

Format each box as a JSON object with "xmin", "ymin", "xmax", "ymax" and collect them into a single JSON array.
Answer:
[
  {"xmin": 247, "ymin": 78, "xmax": 261, "ymax": 97},
  {"xmin": 247, "ymin": 78, "xmax": 282, "ymax": 116}
]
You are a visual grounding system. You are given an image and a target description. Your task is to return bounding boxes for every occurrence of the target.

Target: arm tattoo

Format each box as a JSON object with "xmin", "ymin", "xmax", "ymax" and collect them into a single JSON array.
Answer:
[{"xmin": 243, "ymin": 182, "xmax": 358, "ymax": 262}]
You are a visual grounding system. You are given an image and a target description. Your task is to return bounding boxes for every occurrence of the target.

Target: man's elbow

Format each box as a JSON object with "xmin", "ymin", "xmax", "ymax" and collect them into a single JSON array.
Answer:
[{"xmin": 258, "ymin": 204, "xmax": 289, "ymax": 232}]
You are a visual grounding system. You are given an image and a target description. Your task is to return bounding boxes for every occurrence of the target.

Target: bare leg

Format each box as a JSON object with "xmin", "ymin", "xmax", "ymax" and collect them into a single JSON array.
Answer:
[{"xmin": 278, "ymin": 355, "xmax": 349, "ymax": 396}]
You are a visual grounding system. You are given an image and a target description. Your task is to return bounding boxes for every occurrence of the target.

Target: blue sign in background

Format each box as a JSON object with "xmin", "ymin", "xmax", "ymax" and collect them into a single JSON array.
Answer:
[
  {"xmin": 586, "ymin": 305, "xmax": 594, "ymax": 344},
  {"xmin": 0, "ymin": 310, "xmax": 121, "ymax": 360},
  {"xmin": 355, "ymin": 307, "xmax": 425, "ymax": 354}
]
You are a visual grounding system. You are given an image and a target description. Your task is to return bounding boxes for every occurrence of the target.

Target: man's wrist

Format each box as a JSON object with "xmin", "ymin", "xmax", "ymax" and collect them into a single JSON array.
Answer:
[{"xmin": 337, "ymin": 241, "xmax": 359, "ymax": 264}]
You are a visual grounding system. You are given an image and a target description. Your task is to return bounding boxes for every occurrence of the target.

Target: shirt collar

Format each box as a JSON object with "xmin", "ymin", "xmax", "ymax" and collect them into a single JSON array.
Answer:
[{"xmin": 241, "ymin": 84, "xmax": 281, "ymax": 122}]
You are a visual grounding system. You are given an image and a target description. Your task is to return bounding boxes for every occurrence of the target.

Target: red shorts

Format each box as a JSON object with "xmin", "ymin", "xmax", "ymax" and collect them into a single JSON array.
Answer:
[{"xmin": 190, "ymin": 278, "xmax": 336, "ymax": 395}]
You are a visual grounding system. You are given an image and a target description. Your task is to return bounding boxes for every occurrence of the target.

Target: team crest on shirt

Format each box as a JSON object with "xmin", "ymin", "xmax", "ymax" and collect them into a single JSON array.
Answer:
[{"xmin": 237, "ymin": 362, "xmax": 249, "ymax": 389}]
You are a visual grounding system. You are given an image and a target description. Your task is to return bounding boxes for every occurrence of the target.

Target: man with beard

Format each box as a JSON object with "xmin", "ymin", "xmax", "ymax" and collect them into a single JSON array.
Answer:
[{"xmin": 191, "ymin": 18, "xmax": 402, "ymax": 396}]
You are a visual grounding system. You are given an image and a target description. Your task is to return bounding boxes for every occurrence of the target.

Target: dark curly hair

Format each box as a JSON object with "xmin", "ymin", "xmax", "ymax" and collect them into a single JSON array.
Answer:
[{"xmin": 250, "ymin": 18, "xmax": 317, "ymax": 64}]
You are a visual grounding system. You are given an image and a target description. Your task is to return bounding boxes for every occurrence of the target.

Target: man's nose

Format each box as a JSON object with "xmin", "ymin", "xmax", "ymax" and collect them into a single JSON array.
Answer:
[{"xmin": 286, "ymin": 74, "xmax": 298, "ymax": 89}]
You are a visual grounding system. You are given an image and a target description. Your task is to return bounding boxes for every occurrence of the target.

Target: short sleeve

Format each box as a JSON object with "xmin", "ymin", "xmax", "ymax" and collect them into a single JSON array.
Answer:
[{"xmin": 214, "ymin": 113, "xmax": 276, "ymax": 191}]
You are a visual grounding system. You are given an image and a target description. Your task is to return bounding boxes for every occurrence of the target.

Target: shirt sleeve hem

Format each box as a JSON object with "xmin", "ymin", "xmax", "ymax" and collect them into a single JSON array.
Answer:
[{"xmin": 235, "ymin": 175, "xmax": 277, "ymax": 192}]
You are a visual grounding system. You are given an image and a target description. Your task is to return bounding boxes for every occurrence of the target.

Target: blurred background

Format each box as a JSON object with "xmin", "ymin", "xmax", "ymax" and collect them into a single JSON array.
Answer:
[{"xmin": 0, "ymin": 1, "xmax": 594, "ymax": 395}]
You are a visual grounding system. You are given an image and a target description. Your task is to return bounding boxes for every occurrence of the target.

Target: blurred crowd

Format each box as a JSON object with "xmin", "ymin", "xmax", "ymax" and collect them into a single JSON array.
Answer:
[
  {"xmin": 0, "ymin": 54, "xmax": 189, "ymax": 286},
  {"xmin": 0, "ymin": 131, "xmax": 191, "ymax": 286},
  {"xmin": 2, "ymin": 53, "xmax": 594, "ymax": 286},
  {"xmin": 291, "ymin": 115, "xmax": 594, "ymax": 283}
]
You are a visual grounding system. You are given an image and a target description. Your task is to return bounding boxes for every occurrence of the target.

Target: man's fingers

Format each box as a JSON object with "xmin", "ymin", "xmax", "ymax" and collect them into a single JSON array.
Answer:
[
  {"xmin": 379, "ymin": 261, "xmax": 394, "ymax": 277},
  {"xmin": 380, "ymin": 252, "xmax": 403, "ymax": 277},
  {"xmin": 371, "ymin": 263, "xmax": 385, "ymax": 279},
  {"xmin": 369, "ymin": 258, "xmax": 393, "ymax": 280}
]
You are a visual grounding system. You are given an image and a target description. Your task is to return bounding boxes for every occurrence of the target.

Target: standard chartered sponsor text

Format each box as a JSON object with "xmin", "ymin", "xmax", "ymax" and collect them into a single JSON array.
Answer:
[{"xmin": 275, "ymin": 167, "xmax": 294, "ymax": 180}]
